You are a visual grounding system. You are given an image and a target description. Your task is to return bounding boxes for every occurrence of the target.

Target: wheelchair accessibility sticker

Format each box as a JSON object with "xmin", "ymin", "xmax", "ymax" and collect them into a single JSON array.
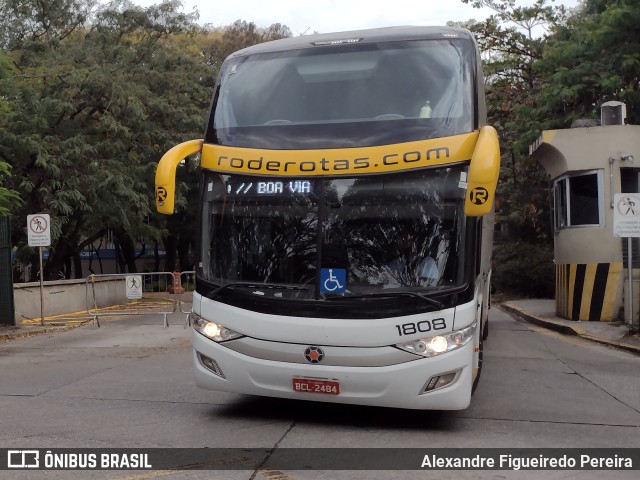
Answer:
[{"xmin": 320, "ymin": 268, "xmax": 346, "ymax": 294}]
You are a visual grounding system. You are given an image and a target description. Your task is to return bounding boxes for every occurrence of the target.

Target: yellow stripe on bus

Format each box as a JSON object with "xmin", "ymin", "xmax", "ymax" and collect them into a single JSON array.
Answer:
[{"xmin": 200, "ymin": 132, "xmax": 479, "ymax": 176}]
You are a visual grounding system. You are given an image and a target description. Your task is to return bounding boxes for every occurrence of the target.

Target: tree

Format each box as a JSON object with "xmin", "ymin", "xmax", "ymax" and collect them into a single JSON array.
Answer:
[
  {"xmin": 0, "ymin": 161, "xmax": 21, "ymax": 216},
  {"xmin": 453, "ymin": 1, "xmax": 639, "ymax": 296},
  {"xmin": 202, "ymin": 20, "xmax": 291, "ymax": 70},
  {"xmin": 0, "ymin": 0, "xmax": 94, "ymax": 50},
  {"xmin": 0, "ymin": 51, "xmax": 22, "ymax": 215},
  {"xmin": 457, "ymin": 0, "xmax": 569, "ymax": 242},
  {"xmin": 0, "ymin": 0, "xmax": 215, "ymax": 279},
  {"xmin": 536, "ymin": 0, "xmax": 640, "ymax": 126}
]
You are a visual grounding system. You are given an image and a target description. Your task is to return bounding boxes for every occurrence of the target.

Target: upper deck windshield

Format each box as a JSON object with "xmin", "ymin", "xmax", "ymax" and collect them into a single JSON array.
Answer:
[
  {"xmin": 199, "ymin": 166, "xmax": 468, "ymax": 314},
  {"xmin": 209, "ymin": 38, "xmax": 475, "ymax": 149}
]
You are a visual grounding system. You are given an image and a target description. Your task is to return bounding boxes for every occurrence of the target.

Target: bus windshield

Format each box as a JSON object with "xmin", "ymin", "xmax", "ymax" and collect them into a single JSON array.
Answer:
[
  {"xmin": 210, "ymin": 39, "xmax": 475, "ymax": 149},
  {"xmin": 200, "ymin": 166, "xmax": 467, "ymax": 299}
]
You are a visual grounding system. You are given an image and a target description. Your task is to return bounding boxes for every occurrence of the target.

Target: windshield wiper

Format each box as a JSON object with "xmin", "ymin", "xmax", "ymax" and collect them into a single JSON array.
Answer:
[
  {"xmin": 324, "ymin": 291, "xmax": 445, "ymax": 310},
  {"xmin": 207, "ymin": 282, "xmax": 311, "ymax": 301}
]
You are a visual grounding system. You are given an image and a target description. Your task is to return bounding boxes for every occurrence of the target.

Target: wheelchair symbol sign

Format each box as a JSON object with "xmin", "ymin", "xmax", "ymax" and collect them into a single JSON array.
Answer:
[{"xmin": 320, "ymin": 268, "xmax": 346, "ymax": 294}]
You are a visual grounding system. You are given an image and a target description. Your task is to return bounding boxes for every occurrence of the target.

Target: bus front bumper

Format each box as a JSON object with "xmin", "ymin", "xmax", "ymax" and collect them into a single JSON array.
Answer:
[{"xmin": 192, "ymin": 331, "xmax": 474, "ymax": 410}]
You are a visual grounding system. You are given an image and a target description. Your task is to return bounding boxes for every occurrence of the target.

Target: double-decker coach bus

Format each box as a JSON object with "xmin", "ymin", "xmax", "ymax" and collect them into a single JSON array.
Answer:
[{"xmin": 155, "ymin": 26, "xmax": 500, "ymax": 410}]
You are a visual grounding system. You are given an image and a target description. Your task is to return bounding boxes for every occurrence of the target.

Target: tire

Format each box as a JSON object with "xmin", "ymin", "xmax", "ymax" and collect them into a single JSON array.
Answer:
[
  {"xmin": 482, "ymin": 316, "xmax": 489, "ymax": 340},
  {"xmin": 471, "ymin": 331, "xmax": 483, "ymax": 395}
]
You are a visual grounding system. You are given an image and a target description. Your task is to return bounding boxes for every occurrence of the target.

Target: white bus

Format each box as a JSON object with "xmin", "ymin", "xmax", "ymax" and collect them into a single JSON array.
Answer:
[{"xmin": 155, "ymin": 26, "xmax": 500, "ymax": 410}]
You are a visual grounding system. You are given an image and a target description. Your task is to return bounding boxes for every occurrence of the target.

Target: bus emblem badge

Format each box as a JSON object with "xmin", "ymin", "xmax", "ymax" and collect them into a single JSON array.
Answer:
[
  {"xmin": 156, "ymin": 186, "xmax": 168, "ymax": 206},
  {"xmin": 304, "ymin": 346, "xmax": 325, "ymax": 364},
  {"xmin": 469, "ymin": 187, "xmax": 489, "ymax": 205}
]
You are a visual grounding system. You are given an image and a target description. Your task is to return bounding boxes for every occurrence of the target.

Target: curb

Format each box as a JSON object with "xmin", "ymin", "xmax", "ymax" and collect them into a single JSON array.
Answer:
[
  {"xmin": 0, "ymin": 321, "xmax": 89, "ymax": 343},
  {"xmin": 500, "ymin": 303, "xmax": 579, "ymax": 336},
  {"xmin": 500, "ymin": 303, "xmax": 640, "ymax": 355}
]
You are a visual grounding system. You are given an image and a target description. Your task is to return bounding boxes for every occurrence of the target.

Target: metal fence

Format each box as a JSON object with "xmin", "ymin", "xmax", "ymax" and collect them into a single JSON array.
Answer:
[
  {"xmin": 178, "ymin": 271, "xmax": 195, "ymax": 326},
  {"xmin": 85, "ymin": 271, "xmax": 193, "ymax": 328}
]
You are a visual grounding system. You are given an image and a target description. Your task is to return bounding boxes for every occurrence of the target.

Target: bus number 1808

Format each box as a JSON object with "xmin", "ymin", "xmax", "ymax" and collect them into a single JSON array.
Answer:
[{"xmin": 395, "ymin": 319, "xmax": 447, "ymax": 336}]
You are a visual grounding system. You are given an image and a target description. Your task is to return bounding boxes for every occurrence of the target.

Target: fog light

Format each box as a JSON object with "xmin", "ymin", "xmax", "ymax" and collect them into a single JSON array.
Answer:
[
  {"xmin": 425, "ymin": 376, "xmax": 439, "ymax": 391},
  {"xmin": 198, "ymin": 352, "xmax": 226, "ymax": 378},
  {"xmin": 421, "ymin": 371, "xmax": 458, "ymax": 393}
]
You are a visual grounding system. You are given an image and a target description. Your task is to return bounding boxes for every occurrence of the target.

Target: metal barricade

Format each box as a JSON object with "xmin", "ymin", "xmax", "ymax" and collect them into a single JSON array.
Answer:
[
  {"xmin": 85, "ymin": 272, "xmax": 178, "ymax": 328},
  {"xmin": 178, "ymin": 271, "xmax": 195, "ymax": 327}
]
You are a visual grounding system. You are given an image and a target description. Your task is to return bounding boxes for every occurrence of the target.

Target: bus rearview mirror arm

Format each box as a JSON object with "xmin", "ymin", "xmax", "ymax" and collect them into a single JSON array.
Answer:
[
  {"xmin": 155, "ymin": 139, "xmax": 203, "ymax": 215},
  {"xmin": 464, "ymin": 126, "xmax": 501, "ymax": 217}
]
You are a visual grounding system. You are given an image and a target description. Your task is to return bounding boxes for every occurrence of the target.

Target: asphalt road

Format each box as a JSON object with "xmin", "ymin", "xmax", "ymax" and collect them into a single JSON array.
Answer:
[{"xmin": 0, "ymin": 306, "xmax": 639, "ymax": 479}]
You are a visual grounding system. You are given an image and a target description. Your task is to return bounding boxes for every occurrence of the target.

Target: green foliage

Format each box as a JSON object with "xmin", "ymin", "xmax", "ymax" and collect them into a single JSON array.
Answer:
[
  {"xmin": 537, "ymin": 0, "xmax": 640, "ymax": 126},
  {"xmin": 0, "ymin": 0, "xmax": 292, "ymax": 279},
  {"xmin": 0, "ymin": 51, "xmax": 22, "ymax": 215},
  {"xmin": 0, "ymin": 0, "xmax": 215, "ymax": 278},
  {"xmin": 492, "ymin": 241, "xmax": 555, "ymax": 297},
  {"xmin": 456, "ymin": 0, "xmax": 568, "ymax": 245},
  {"xmin": 457, "ymin": 0, "xmax": 638, "ymax": 249},
  {"xmin": 0, "ymin": 0, "xmax": 94, "ymax": 50},
  {"xmin": 0, "ymin": 160, "xmax": 22, "ymax": 215},
  {"xmin": 202, "ymin": 20, "xmax": 291, "ymax": 70}
]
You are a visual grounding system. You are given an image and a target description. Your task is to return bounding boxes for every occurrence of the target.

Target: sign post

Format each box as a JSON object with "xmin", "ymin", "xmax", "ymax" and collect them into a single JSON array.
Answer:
[
  {"xmin": 613, "ymin": 194, "xmax": 640, "ymax": 332},
  {"xmin": 27, "ymin": 214, "xmax": 51, "ymax": 326}
]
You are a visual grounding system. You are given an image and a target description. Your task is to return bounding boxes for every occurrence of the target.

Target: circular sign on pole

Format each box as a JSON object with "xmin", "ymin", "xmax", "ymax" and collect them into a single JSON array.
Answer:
[
  {"xmin": 613, "ymin": 194, "xmax": 640, "ymax": 238},
  {"xmin": 126, "ymin": 275, "xmax": 143, "ymax": 299},
  {"xmin": 27, "ymin": 213, "xmax": 50, "ymax": 326},
  {"xmin": 27, "ymin": 214, "xmax": 51, "ymax": 247}
]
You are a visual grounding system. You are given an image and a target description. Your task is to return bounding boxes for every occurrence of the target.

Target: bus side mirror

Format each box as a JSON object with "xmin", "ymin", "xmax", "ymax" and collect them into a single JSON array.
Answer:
[
  {"xmin": 155, "ymin": 139, "xmax": 203, "ymax": 214},
  {"xmin": 464, "ymin": 126, "xmax": 500, "ymax": 217}
]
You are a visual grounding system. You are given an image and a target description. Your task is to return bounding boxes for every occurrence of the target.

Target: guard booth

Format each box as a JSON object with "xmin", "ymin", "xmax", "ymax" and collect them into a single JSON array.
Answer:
[{"xmin": 530, "ymin": 102, "xmax": 640, "ymax": 325}]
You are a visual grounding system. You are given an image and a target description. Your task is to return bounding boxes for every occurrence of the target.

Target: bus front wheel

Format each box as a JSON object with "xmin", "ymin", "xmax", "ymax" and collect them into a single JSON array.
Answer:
[{"xmin": 471, "ymin": 322, "xmax": 484, "ymax": 395}]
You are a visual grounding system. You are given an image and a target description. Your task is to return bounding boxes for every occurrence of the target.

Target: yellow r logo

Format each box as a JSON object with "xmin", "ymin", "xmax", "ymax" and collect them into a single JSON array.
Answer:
[
  {"xmin": 156, "ymin": 186, "xmax": 167, "ymax": 206},
  {"xmin": 469, "ymin": 187, "xmax": 489, "ymax": 205}
]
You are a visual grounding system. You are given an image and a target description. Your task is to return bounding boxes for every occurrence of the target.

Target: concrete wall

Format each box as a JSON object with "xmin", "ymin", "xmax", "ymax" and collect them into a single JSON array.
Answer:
[{"xmin": 13, "ymin": 277, "xmax": 127, "ymax": 322}]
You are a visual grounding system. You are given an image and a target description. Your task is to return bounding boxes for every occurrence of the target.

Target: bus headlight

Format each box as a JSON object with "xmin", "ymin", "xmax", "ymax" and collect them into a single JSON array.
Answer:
[
  {"xmin": 193, "ymin": 315, "xmax": 243, "ymax": 342},
  {"xmin": 396, "ymin": 322, "xmax": 476, "ymax": 357}
]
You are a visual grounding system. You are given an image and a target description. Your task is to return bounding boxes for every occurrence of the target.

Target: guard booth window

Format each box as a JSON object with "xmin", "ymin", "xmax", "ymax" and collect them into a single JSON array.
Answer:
[{"xmin": 553, "ymin": 171, "xmax": 603, "ymax": 230}]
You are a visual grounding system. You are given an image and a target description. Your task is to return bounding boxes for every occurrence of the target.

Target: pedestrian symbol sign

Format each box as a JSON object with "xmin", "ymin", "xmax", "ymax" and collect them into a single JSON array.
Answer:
[
  {"xmin": 613, "ymin": 193, "xmax": 640, "ymax": 237},
  {"xmin": 27, "ymin": 214, "xmax": 51, "ymax": 247},
  {"xmin": 126, "ymin": 275, "xmax": 143, "ymax": 299}
]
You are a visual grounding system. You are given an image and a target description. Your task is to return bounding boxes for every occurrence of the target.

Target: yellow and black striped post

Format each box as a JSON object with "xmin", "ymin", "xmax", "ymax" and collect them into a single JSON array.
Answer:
[{"xmin": 555, "ymin": 263, "xmax": 622, "ymax": 321}]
